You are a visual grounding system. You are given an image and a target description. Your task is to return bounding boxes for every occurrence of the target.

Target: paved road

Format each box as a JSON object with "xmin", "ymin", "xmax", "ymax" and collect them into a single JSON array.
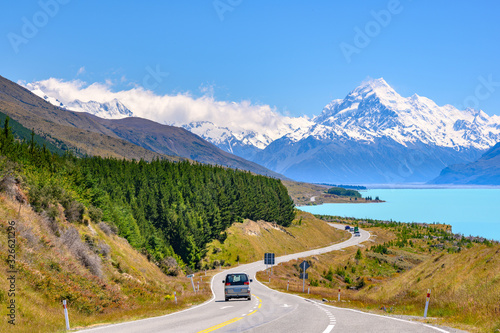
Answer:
[{"xmin": 78, "ymin": 225, "xmax": 453, "ymax": 333}]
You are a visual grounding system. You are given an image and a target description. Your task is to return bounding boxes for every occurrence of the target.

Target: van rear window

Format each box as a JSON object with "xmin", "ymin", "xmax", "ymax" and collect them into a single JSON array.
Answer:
[{"xmin": 226, "ymin": 274, "xmax": 248, "ymax": 284}]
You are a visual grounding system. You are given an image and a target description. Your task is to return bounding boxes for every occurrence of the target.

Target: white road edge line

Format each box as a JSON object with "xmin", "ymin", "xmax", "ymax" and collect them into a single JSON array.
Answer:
[{"xmin": 322, "ymin": 324, "xmax": 335, "ymax": 333}]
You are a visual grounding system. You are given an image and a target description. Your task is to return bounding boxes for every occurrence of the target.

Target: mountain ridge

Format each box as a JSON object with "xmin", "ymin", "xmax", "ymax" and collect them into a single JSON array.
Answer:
[
  {"xmin": 430, "ymin": 142, "xmax": 500, "ymax": 185},
  {"xmin": 0, "ymin": 75, "xmax": 284, "ymax": 179}
]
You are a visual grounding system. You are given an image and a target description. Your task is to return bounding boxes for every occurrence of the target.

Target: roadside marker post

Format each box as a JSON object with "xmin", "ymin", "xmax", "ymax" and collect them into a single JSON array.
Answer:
[
  {"xmin": 174, "ymin": 291, "xmax": 177, "ymax": 304},
  {"xmin": 338, "ymin": 288, "xmax": 341, "ymax": 302},
  {"xmin": 300, "ymin": 261, "xmax": 310, "ymax": 293},
  {"xmin": 424, "ymin": 289, "xmax": 431, "ymax": 318},
  {"xmin": 307, "ymin": 283, "xmax": 310, "ymax": 294},
  {"xmin": 63, "ymin": 300, "xmax": 70, "ymax": 331},
  {"xmin": 287, "ymin": 280, "xmax": 289, "ymax": 291},
  {"xmin": 187, "ymin": 274, "xmax": 196, "ymax": 293}
]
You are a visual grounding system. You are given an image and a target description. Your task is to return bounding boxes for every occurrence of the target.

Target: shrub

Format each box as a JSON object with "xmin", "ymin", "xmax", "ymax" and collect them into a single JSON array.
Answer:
[
  {"xmin": 355, "ymin": 248, "xmax": 363, "ymax": 260},
  {"xmin": 61, "ymin": 227, "xmax": 103, "ymax": 278},
  {"xmin": 64, "ymin": 200, "xmax": 85, "ymax": 223},
  {"xmin": 159, "ymin": 256, "xmax": 180, "ymax": 276},
  {"xmin": 98, "ymin": 222, "xmax": 117, "ymax": 236},
  {"xmin": 97, "ymin": 240, "xmax": 111, "ymax": 258},
  {"xmin": 335, "ymin": 266, "xmax": 346, "ymax": 278},
  {"xmin": 323, "ymin": 266, "xmax": 334, "ymax": 282},
  {"xmin": 89, "ymin": 205, "xmax": 103, "ymax": 222}
]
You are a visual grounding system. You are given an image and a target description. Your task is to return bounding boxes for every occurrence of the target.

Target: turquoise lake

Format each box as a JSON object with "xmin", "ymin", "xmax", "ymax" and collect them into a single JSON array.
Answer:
[{"xmin": 299, "ymin": 189, "xmax": 500, "ymax": 241}]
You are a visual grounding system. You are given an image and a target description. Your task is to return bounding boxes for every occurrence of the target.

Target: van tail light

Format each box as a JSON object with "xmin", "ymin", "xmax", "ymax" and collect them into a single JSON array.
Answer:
[
  {"xmin": 244, "ymin": 281, "xmax": 249, "ymax": 285},
  {"xmin": 225, "ymin": 283, "xmax": 231, "ymax": 286}
]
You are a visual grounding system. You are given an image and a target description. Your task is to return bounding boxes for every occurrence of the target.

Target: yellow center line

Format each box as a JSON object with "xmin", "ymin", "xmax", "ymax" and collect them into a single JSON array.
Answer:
[
  {"xmin": 197, "ymin": 295, "xmax": 262, "ymax": 333},
  {"xmin": 197, "ymin": 317, "xmax": 243, "ymax": 333}
]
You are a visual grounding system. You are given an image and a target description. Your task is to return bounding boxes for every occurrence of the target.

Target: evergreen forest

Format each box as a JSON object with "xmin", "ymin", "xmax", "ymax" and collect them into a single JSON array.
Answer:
[{"xmin": 0, "ymin": 115, "xmax": 295, "ymax": 270}]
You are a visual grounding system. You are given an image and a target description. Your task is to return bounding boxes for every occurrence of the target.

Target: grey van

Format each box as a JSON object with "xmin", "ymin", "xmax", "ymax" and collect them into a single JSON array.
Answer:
[{"xmin": 222, "ymin": 273, "xmax": 252, "ymax": 301}]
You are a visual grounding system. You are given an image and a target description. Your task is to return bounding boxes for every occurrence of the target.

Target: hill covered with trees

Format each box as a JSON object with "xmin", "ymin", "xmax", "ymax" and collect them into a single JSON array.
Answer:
[{"xmin": 0, "ymin": 116, "xmax": 295, "ymax": 270}]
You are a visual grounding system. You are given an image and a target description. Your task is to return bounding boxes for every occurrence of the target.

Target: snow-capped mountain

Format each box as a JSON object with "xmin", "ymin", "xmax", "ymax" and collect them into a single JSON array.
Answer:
[
  {"xmin": 26, "ymin": 83, "xmax": 70, "ymax": 109},
  {"xmin": 24, "ymin": 82, "xmax": 133, "ymax": 119},
  {"xmin": 182, "ymin": 117, "xmax": 313, "ymax": 160},
  {"xmin": 67, "ymin": 99, "xmax": 134, "ymax": 119},
  {"xmin": 250, "ymin": 78, "xmax": 500, "ymax": 183},
  {"xmin": 308, "ymin": 78, "xmax": 499, "ymax": 150}
]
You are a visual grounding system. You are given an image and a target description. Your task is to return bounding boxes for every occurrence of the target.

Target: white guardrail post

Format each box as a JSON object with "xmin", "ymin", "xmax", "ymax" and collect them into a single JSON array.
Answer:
[
  {"xmin": 338, "ymin": 287, "xmax": 341, "ymax": 302},
  {"xmin": 63, "ymin": 300, "xmax": 70, "ymax": 330},
  {"xmin": 424, "ymin": 289, "xmax": 431, "ymax": 318}
]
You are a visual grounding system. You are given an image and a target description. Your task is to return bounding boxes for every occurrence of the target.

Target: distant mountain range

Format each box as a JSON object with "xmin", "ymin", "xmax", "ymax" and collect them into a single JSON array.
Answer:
[
  {"xmin": 249, "ymin": 79, "xmax": 500, "ymax": 183},
  {"xmin": 0, "ymin": 75, "xmax": 283, "ymax": 179},
  {"xmin": 430, "ymin": 142, "xmax": 500, "ymax": 185},
  {"xmin": 24, "ymin": 77, "xmax": 500, "ymax": 184}
]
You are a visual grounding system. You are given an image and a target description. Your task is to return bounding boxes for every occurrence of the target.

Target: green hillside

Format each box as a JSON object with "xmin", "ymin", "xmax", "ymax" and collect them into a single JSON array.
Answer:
[
  {"xmin": 0, "ymin": 116, "xmax": 294, "ymax": 270},
  {"xmin": 0, "ymin": 111, "xmax": 65, "ymax": 155}
]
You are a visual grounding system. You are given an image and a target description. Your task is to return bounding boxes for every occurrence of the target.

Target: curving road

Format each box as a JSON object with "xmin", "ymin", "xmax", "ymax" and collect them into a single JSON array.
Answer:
[{"xmin": 78, "ymin": 225, "xmax": 452, "ymax": 333}]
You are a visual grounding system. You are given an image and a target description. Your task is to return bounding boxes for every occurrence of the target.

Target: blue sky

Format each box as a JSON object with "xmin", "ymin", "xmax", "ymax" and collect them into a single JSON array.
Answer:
[{"xmin": 1, "ymin": 0, "xmax": 500, "ymax": 117}]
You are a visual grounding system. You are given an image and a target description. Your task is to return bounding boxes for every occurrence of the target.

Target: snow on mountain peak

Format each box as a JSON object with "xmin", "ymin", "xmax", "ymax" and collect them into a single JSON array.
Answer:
[
  {"xmin": 21, "ymin": 77, "xmax": 500, "ymax": 155},
  {"xmin": 65, "ymin": 99, "xmax": 134, "ymax": 119}
]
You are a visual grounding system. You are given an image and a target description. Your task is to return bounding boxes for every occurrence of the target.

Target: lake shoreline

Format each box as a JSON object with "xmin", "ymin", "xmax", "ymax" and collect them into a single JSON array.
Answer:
[{"xmin": 299, "ymin": 188, "xmax": 500, "ymax": 241}]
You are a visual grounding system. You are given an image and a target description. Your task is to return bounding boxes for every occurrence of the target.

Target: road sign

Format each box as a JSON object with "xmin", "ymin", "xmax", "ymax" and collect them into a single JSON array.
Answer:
[
  {"xmin": 187, "ymin": 274, "xmax": 196, "ymax": 293},
  {"xmin": 264, "ymin": 253, "xmax": 275, "ymax": 265},
  {"xmin": 300, "ymin": 260, "xmax": 310, "ymax": 271},
  {"xmin": 299, "ymin": 273, "xmax": 308, "ymax": 279}
]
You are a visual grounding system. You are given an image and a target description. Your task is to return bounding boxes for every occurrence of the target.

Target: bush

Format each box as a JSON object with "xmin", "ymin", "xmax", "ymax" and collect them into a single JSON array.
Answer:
[
  {"xmin": 89, "ymin": 206, "xmax": 103, "ymax": 222},
  {"xmin": 323, "ymin": 266, "xmax": 334, "ymax": 282},
  {"xmin": 64, "ymin": 200, "xmax": 85, "ymax": 223},
  {"xmin": 97, "ymin": 240, "xmax": 111, "ymax": 258},
  {"xmin": 98, "ymin": 222, "xmax": 117, "ymax": 236},
  {"xmin": 159, "ymin": 256, "xmax": 180, "ymax": 276},
  {"xmin": 61, "ymin": 227, "xmax": 103, "ymax": 278},
  {"xmin": 355, "ymin": 248, "xmax": 363, "ymax": 260},
  {"xmin": 335, "ymin": 266, "xmax": 346, "ymax": 278}
]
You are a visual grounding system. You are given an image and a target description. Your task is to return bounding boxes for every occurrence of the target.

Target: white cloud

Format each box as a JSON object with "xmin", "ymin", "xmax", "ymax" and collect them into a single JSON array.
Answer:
[
  {"xmin": 21, "ymin": 78, "xmax": 308, "ymax": 141},
  {"xmin": 76, "ymin": 67, "xmax": 85, "ymax": 76}
]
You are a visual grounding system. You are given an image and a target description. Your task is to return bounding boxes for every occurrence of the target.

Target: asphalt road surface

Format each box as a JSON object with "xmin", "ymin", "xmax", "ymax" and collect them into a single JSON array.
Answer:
[{"xmin": 78, "ymin": 225, "xmax": 455, "ymax": 333}]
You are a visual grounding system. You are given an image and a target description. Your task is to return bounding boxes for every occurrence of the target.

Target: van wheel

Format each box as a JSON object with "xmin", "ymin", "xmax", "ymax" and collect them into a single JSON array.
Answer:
[
  {"xmin": 247, "ymin": 296, "xmax": 251, "ymax": 301},
  {"xmin": 225, "ymin": 298, "xmax": 229, "ymax": 302}
]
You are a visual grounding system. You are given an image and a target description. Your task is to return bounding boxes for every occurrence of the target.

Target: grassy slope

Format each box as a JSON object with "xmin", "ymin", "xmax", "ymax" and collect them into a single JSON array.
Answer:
[
  {"xmin": 0, "ymin": 194, "xmax": 211, "ymax": 333},
  {"xmin": 202, "ymin": 210, "xmax": 349, "ymax": 268},
  {"xmin": 255, "ymin": 217, "xmax": 500, "ymax": 333}
]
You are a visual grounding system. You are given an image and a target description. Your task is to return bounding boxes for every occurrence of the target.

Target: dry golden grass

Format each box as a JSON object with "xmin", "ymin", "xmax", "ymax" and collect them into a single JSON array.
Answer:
[
  {"xmin": 255, "ymin": 223, "xmax": 500, "ymax": 333},
  {"xmin": 202, "ymin": 210, "xmax": 349, "ymax": 267},
  {"xmin": 0, "ymin": 195, "xmax": 212, "ymax": 333}
]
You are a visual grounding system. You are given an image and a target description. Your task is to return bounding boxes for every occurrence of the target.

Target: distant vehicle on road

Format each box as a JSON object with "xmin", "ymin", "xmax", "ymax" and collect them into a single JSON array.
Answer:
[
  {"xmin": 223, "ymin": 273, "xmax": 252, "ymax": 301},
  {"xmin": 354, "ymin": 231, "xmax": 361, "ymax": 237},
  {"xmin": 354, "ymin": 226, "xmax": 359, "ymax": 233},
  {"xmin": 344, "ymin": 225, "xmax": 351, "ymax": 231}
]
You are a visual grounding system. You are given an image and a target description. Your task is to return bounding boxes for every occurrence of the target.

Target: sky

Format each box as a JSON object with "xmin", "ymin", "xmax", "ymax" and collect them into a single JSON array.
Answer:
[{"xmin": 1, "ymin": 0, "xmax": 500, "ymax": 120}]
